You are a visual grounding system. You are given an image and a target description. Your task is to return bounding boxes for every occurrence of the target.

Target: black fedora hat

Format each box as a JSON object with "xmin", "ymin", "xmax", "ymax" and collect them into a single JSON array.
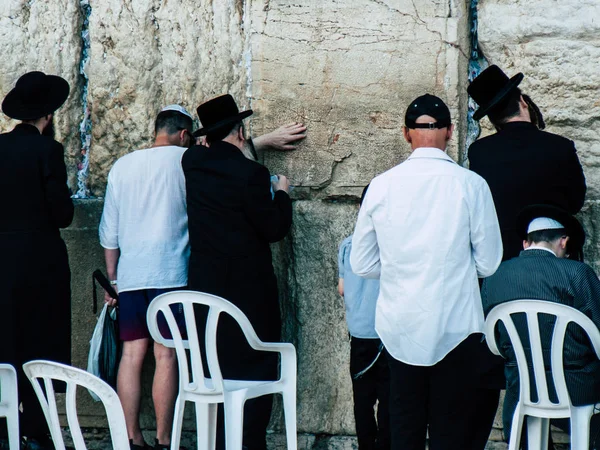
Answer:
[
  {"xmin": 468, "ymin": 65, "xmax": 524, "ymax": 121},
  {"xmin": 193, "ymin": 94, "xmax": 253, "ymax": 137},
  {"xmin": 517, "ymin": 204, "xmax": 585, "ymax": 251},
  {"xmin": 2, "ymin": 71, "xmax": 70, "ymax": 120}
]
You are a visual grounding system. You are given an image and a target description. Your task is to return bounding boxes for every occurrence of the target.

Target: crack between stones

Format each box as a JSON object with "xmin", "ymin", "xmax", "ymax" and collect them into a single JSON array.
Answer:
[
  {"xmin": 73, "ymin": 0, "xmax": 92, "ymax": 198},
  {"xmin": 464, "ymin": 0, "xmax": 489, "ymax": 165}
]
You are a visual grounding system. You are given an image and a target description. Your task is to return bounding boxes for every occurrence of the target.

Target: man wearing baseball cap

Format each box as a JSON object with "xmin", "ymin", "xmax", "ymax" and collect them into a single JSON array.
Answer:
[
  {"xmin": 351, "ymin": 94, "xmax": 503, "ymax": 450},
  {"xmin": 0, "ymin": 71, "xmax": 74, "ymax": 450},
  {"xmin": 482, "ymin": 204, "xmax": 600, "ymax": 448}
]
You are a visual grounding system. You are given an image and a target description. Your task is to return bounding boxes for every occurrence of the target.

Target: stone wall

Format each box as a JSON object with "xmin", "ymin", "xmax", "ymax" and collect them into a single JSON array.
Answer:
[{"xmin": 1, "ymin": 0, "xmax": 598, "ymax": 447}]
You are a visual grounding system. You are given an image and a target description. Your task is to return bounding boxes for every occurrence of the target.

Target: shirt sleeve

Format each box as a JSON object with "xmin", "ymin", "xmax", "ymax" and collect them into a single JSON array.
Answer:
[
  {"xmin": 564, "ymin": 141, "xmax": 586, "ymax": 214},
  {"xmin": 99, "ymin": 170, "xmax": 119, "ymax": 249},
  {"xmin": 470, "ymin": 179, "xmax": 503, "ymax": 278},
  {"xmin": 43, "ymin": 141, "xmax": 74, "ymax": 228},
  {"xmin": 350, "ymin": 190, "xmax": 381, "ymax": 279},
  {"xmin": 243, "ymin": 164, "xmax": 292, "ymax": 243},
  {"xmin": 572, "ymin": 264, "xmax": 600, "ymax": 331},
  {"xmin": 338, "ymin": 240, "xmax": 347, "ymax": 279}
]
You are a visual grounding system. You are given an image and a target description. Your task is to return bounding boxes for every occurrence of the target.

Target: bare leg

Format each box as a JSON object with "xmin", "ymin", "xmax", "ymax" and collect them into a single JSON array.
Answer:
[
  {"xmin": 153, "ymin": 342, "xmax": 179, "ymax": 445},
  {"xmin": 118, "ymin": 338, "xmax": 150, "ymax": 445}
]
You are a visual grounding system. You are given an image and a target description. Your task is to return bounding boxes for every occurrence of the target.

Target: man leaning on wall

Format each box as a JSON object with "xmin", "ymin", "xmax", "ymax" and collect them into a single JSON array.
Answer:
[
  {"xmin": 99, "ymin": 102, "xmax": 305, "ymax": 450},
  {"xmin": 182, "ymin": 94, "xmax": 293, "ymax": 450},
  {"xmin": 351, "ymin": 94, "xmax": 503, "ymax": 450}
]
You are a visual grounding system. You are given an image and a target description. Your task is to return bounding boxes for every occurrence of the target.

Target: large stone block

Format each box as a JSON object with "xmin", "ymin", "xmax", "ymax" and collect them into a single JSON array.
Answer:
[
  {"xmin": 86, "ymin": 0, "xmax": 250, "ymax": 194},
  {"xmin": 477, "ymin": 0, "xmax": 600, "ymax": 200},
  {"xmin": 0, "ymin": 0, "xmax": 83, "ymax": 189},
  {"xmin": 248, "ymin": 0, "xmax": 471, "ymax": 196},
  {"xmin": 277, "ymin": 200, "xmax": 359, "ymax": 434}
]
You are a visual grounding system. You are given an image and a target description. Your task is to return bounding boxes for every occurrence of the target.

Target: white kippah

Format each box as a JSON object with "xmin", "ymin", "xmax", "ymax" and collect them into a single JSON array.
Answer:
[
  {"xmin": 527, "ymin": 217, "xmax": 565, "ymax": 234},
  {"xmin": 160, "ymin": 104, "xmax": 193, "ymax": 120}
]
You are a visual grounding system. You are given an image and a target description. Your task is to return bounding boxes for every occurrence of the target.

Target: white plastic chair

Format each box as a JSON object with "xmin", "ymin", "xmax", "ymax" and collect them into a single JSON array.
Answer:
[
  {"xmin": 484, "ymin": 300, "xmax": 600, "ymax": 450},
  {"xmin": 22, "ymin": 360, "xmax": 129, "ymax": 450},
  {"xmin": 0, "ymin": 364, "xmax": 19, "ymax": 449},
  {"xmin": 147, "ymin": 290, "xmax": 297, "ymax": 450}
]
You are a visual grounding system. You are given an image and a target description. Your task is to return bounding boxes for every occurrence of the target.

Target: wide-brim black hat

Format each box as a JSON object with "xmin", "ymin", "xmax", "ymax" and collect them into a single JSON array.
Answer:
[
  {"xmin": 193, "ymin": 94, "xmax": 253, "ymax": 137},
  {"xmin": 517, "ymin": 204, "xmax": 585, "ymax": 250},
  {"xmin": 468, "ymin": 65, "xmax": 523, "ymax": 121},
  {"xmin": 2, "ymin": 71, "xmax": 70, "ymax": 120}
]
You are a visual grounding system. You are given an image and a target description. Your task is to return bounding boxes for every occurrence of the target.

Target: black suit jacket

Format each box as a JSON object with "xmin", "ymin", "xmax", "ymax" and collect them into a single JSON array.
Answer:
[
  {"xmin": 0, "ymin": 123, "xmax": 74, "ymax": 366},
  {"xmin": 482, "ymin": 250, "xmax": 600, "ymax": 430},
  {"xmin": 182, "ymin": 141, "xmax": 292, "ymax": 377},
  {"xmin": 469, "ymin": 122, "xmax": 586, "ymax": 261}
]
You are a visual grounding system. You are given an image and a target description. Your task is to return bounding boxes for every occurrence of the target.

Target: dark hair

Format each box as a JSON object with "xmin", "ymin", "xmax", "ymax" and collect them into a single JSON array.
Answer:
[
  {"xmin": 360, "ymin": 184, "xmax": 370, "ymax": 206},
  {"xmin": 487, "ymin": 88, "xmax": 522, "ymax": 127},
  {"xmin": 526, "ymin": 228, "xmax": 566, "ymax": 244},
  {"xmin": 205, "ymin": 121, "xmax": 243, "ymax": 145},
  {"xmin": 154, "ymin": 110, "xmax": 193, "ymax": 135}
]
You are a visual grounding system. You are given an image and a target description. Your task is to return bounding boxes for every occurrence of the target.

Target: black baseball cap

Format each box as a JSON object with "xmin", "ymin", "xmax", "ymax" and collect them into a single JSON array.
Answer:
[{"xmin": 405, "ymin": 94, "xmax": 451, "ymax": 129}]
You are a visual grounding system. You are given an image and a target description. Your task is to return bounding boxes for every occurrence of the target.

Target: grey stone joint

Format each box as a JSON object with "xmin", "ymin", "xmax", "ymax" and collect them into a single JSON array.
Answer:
[
  {"xmin": 464, "ymin": 0, "xmax": 489, "ymax": 165},
  {"xmin": 73, "ymin": 0, "xmax": 92, "ymax": 199}
]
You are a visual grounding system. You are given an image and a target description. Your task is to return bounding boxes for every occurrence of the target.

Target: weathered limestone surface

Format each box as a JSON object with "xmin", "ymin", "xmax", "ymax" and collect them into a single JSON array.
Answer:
[
  {"xmin": 249, "ymin": 0, "xmax": 470, "ymax": 195},
  {"xmin": 0, "ymin": 0, "xmax": 83, "ymax": 188},
  {"xmin": 86, "ymin": 0, "xmax": 251, "ymax": 193}
]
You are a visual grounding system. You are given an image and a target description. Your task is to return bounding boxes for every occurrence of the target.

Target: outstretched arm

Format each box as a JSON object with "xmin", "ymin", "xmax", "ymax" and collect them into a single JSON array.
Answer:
[{"xmin": 253, "ymin": 122, "xmax": 307, "ymax": 152}]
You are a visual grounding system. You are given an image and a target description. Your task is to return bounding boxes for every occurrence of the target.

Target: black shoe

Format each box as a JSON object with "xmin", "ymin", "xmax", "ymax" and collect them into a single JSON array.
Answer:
[
  {"xmin": 130, "ymin": 440, "xmax": 151, "ymax": 450},
  {"xmin": 154, "ymin": 438, "xmax": 187, "ymax": 450},
  {"xmin": 22, "ymin": 436, "xmax": 55, "ymax": 450}
]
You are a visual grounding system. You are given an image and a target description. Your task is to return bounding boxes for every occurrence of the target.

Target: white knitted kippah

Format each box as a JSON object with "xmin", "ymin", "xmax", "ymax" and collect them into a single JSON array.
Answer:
[
  {"xmin": 160, "ymin": 104, "xmax": 193, "ymax": 120},
  {"xmin": 527, "ymin": 217, "xmax": 564, "ymax": 234}
]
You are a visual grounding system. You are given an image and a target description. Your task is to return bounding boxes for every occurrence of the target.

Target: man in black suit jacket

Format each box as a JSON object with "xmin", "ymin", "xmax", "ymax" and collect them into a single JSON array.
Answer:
[
  {"xmin": 466, "ymin": 66, "xmax": 587, "ymax": 448},
  {"xmin": 182, "ymin": 95, "xmax": 292, "ymax": 450},
  {"xmin": 0, "ymin": 72, "xmax": 74, "ymax": 450},
  {"xmin": 482, "ymin": 205, "xmax": 600, "ymax": 448}
]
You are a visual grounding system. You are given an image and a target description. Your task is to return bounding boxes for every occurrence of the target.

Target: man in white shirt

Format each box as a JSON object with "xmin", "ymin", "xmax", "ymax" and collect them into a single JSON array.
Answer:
[
  {"xmin": 351, "ymin": 94, "xmax": 503, "ymax": 450},
  {"xmin": 100, "ymin": 105, "xmax": 194, "ymax": 450},
  {"xmin": 99, "ymin": 105, "xmax": 307, "ymax": 450}
]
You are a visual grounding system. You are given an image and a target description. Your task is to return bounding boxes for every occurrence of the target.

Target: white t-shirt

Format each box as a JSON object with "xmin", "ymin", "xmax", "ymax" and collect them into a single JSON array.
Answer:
[
  {"xmin": 99, "ymin": 145, "xmax": 190, "ymax": 293},
  {"xmin": 351, "ymin": 147, "xmax": 503, "ymax": 366}
]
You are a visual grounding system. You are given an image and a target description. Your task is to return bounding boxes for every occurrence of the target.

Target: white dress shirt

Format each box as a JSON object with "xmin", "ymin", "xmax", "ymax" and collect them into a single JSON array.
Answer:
[
  {"xmin": 99, "ymin": 145, "xmax": 190, "ymax": 293},
  {"xmin": 351, "ymin": 147, "xmax": 503, "ymax": 366}
]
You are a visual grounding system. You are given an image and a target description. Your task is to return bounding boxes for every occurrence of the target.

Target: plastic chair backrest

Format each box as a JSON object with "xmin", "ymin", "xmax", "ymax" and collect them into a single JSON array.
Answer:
[
  {"xmin": 485, "ymin": 300, "xmax": 600, "ymax": 411},
  {"xmin": 147, "ymin": 290, "xmax": 268, "ymax": 395},
  {"xmin": 22, "ymin": 360, "xmax": 129, "ymax": 450}
]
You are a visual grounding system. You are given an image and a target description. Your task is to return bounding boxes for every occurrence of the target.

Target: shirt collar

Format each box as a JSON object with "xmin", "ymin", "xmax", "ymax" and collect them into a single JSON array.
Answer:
[
  {"xmin": 523, "ymin": 246, "xmax": 557, "ymax": 257},
  {"xmin": 407, "ymin": 147, "xmax": 456, "ymax": 164}
]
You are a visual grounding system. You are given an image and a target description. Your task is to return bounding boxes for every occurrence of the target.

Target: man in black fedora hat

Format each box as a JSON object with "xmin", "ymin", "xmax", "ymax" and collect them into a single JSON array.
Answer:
[
  {"xmin": 0, "ymin": 71, "xmax": 74, "ymax": 449},
  {"xmin": 466, "ymin": 65, "xmax": 587, "ymax": 449},
  {"xmin": 482, "ymin": 204, "xmax": 600, "ymax": 448},
  {"xmin": 182, "ymin": 94, "xmax": 293, "ymax": 450}
]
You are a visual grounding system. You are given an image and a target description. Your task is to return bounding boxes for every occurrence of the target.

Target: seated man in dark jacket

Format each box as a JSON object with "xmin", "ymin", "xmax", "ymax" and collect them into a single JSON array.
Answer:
[{"xmin": 482, "ymin": 204, "xmax": 600, "ymax": 448}]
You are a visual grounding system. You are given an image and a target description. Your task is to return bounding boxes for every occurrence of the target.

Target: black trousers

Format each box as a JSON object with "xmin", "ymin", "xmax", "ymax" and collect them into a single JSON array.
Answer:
[
  {"xmin": 350, "ymin": 337, "xmax": 390, "ymax": 450},
  {"xmin": 386, "ymin": 334, "xmax": 481, "ymax": 450}
]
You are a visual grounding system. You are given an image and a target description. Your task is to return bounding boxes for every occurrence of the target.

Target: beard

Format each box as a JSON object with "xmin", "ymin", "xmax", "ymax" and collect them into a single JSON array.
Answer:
[{"xmin": 41, "ymin": 117, "xmax": 55, "ymax": 139}]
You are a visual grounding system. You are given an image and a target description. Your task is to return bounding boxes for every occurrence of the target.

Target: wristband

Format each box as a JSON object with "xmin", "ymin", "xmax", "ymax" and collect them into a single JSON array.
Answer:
[{"xmin": 110, "ymin": 280, "xmax": 118, "ymax": 285}]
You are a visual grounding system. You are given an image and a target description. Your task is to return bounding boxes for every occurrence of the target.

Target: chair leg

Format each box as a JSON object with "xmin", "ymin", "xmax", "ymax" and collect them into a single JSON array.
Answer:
[
  {"xmin": 527, "ymin": 416, "xmax": 543, "ymax": 450},
  {"xmin": 508, "ymin": 411, "xmax": 525, "ymax": 450},
  {"xmin": 224, "ymin": 394, "xmax": 245, "ymax": 450},
  {"xmin": 195, "ymin": 403, "xmax": 218, "ymax": 450},
  {"xmin": 282, "ymin": 390, "xmax": 297, "ymax": 450},
  {"xmin": 570, "ymin": 405, "xmax": 594, "ymax": 450},
  {"xmin": 208, "ymin": 403, "xmax": 218, "ymax": 450},
  {"xmin": 6, "ymin": 410, "xmax": 20, "ymax": 450},
  {"xmin": 170, "ymin": 396, "xmax": 185, "ymax": 450}
]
